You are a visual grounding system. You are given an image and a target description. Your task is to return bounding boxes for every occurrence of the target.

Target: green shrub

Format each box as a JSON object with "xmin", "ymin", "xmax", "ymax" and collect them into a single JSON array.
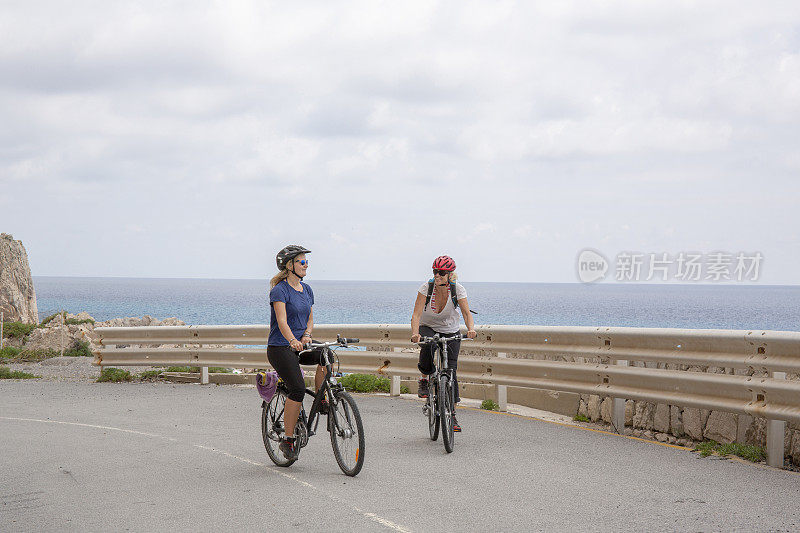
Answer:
[
  {"xmin": 40, "ymin": 313, "xmax": 61, "ymax": 326},
  {"xmin": 339, "ymin": 373, "xmax": 391, "ymax": 393},
  {"xmin": 0, "ymin": 366, "xmax": 38, "ymax": 379},
  {"xmin": 208, "ymin": 367, "xmax": 232, "ymax": 373},
  {"xmin": 64, "ymin": 340, "xmax": 93, "ymax": 357},
  {"xmin": 138, "ymin": 370, "xmax": 164, "ymax": 380},
  {"xmin": 400, "ymin": 385, "xmax": 410, "ymax": 394},
  {"xmin": 694, "ymin": 440, "xmax": 766, "ymax": 463},
  {"xmin": 0, "ymin": 346, "xmax": 22, "ymax": 359},
  {"xmin": 97, "ymin": 368, "xmax": 132, "ymax": 382},
  {"xmin": 481, "ymin": 399, "xmax": 500, "ymax": 411},
  {"xmin": 65, "ymin": 318, "xmax": 95, "ymax": 326},
  {"xmin": 2, "ymin": 321, "xmax": 36, "ymax": 339},
  {"xmin": 573, "ymin": 414, "xmax": 591, "ymax": 423}
]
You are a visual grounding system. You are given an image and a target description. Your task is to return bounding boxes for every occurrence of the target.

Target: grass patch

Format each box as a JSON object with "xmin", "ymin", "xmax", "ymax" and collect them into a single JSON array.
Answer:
[
  {"xmin": 481, "ymin": 399, "xmax": 500, "ymax": 411},
  {"xmin": 0, "ymin": 366, "xmax": 39, "ymax": 379},
  {"xmin": 8, "ymin": 348, "xmax": 59, "ymax": 363},
  {"xmin": 208, "ymin": 367, "xmax": 231, "ymax": 373},
  {"xmin": 38, "ymin": 312, "xmax": 93, "ymax": 327},
  {"xmin": 97, "ymin": 367, "xmax": 132, "ymax": 382},
  {"xmin": 138, "ymin": 370, "xmax": 164, "ymax": 380},
  {"xmin": 339, "ymin": 373, "xmax": 392, "ymax": 393},
  {"xmin": 164, "ymin": 366, "xmax": 194, "ymax": 373},
  {"xmin": 64, "ymin": 340, "xmax": 92, "ymax": 357},
  {"xmin": 2, "ymin": 321, "xmax": 36, "ymax": 339},
  {"xmin": 573, "ymin": 414, "xmax": 591, "ymax": 423},
  {"xmin": 400, "ymin": 385, "xmax": 410, "ymax": 394},
  {"xmin": 0, "ymin": 346, "xmax": 22, "ymax": 359},
  {"xmin": 694, "ymin": 440, "xmax": 766, "ymax": 462}
]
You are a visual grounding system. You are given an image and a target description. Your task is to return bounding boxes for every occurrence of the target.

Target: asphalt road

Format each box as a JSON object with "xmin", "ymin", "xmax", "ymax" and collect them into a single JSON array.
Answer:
[{"xmin": 1, "ymin": 381, "xmax": 799, "ymax": 532}]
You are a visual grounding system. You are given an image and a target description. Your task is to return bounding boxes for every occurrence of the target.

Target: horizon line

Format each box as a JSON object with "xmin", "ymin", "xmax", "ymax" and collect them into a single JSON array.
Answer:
[{"xmin": 30, "ymin": 275, "xmax": 799, "ymax": 288}]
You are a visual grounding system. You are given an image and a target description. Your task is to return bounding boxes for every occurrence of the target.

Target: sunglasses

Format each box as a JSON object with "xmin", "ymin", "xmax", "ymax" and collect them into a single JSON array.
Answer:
[
  {"xmin": 294, "ymin": 259, "xmax": 309, "ymax": 266},
  {"xmin": 433, "ymin": 269, "xmax": 450, "ymax": 276}
]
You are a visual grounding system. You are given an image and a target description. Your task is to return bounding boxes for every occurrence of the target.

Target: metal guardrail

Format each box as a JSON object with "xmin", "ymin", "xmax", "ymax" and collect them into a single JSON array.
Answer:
[{"xmin": 90, "ymin": 324, "xmax": 800, "ymax": 467}]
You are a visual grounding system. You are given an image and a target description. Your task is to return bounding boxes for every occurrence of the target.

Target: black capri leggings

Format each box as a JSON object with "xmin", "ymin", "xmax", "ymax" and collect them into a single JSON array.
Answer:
[
  {"xmin": 417, "ymin": 325, "xmax": 461, "ymax": 403},
  {"xmin": 267, "ymin": 344, "xmax": 324, "ymax": 402}
]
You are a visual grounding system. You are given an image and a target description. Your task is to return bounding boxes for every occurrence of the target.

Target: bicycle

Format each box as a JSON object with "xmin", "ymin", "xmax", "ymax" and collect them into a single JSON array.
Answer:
[
  {"xmin": 260, "ymin": 335, "xmax": 366, "ymax": 476},
  {"xmin": 417, "ymin": 333, "xmax": 470, "ymax": 453}
]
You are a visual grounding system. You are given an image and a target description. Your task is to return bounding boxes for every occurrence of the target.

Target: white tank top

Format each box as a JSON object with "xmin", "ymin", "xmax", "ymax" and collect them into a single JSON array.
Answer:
[{"xmin": 418, "ymin": 281, "xmax": 467, "ymax": 334}]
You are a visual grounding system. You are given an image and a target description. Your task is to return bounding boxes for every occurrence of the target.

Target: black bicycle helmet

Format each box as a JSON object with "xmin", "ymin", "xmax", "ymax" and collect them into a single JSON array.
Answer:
[{"xmin": 275, "ymin": 244, "xmax": 311, "ymax": 271}]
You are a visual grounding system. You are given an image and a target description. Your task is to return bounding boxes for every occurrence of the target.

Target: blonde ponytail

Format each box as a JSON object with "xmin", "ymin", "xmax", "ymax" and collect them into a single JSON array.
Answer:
[{"xmin": 270, "ymin": 268, "xmax": 290, "ymax": 288}]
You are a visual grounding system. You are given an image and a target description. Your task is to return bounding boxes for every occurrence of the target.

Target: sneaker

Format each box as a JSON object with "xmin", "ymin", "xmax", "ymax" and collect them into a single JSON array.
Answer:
[
  {"xmin": 279, "ymin": 437, "xmax": 298, "ymax": 460},
  {"xmin": 453, "ymin": 416, "xmax": 461, "ymax": 432},
  {"xmin": 417, "ymin": 378, "xmax": 429, "ymax": 398}
]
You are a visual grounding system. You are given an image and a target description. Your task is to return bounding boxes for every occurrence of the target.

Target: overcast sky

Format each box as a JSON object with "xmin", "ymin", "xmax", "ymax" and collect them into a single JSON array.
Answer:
[{"xmin": 2, "ymin": 1, "xmax": 799, "ymax": 283}]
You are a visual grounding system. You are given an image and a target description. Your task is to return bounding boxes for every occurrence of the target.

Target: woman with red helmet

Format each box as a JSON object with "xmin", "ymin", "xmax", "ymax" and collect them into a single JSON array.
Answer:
[{"xmin": 410, "ymin": 255, "xmax": 477, "ymax": 432}]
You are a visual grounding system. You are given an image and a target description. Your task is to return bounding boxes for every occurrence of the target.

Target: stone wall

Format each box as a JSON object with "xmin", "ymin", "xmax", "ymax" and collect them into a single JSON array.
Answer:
[{"xmin": 0, "ymin": 233, "xmax": 38, "ymax": 324}]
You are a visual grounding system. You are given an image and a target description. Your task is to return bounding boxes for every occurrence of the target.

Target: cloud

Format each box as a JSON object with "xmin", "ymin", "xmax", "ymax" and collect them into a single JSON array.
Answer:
[{"xmin": 2, "ymin": 1, "xmax": 799, "ymax": 283}]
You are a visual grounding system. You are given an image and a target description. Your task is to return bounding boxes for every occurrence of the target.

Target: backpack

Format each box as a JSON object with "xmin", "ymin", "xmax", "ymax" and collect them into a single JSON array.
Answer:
[{"xmin": 424, "ymin": 280, "xmax": 477, "ymax": 314}]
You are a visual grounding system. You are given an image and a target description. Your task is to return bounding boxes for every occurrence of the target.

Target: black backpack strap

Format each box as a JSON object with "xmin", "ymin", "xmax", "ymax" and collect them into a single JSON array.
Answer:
[{"xmin": 424, "ymin": 279, "xmax": 434, "ymax": 311}]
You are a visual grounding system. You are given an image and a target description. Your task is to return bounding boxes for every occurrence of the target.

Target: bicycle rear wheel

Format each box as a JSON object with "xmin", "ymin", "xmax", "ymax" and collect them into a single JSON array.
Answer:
[
  {"xmin": 329, "ymin": 390, "xmax": 365, "ymax": 476},
  {"xmin": 428, "ymin": 379, "xmax": 439, "ymax": 441},
  {"xmin": 262, "ymin": 389, "xmax": 296, "ymax": 467},
  {"xmin": 439, "ymin": 374, "xmax": 455, "ymax": 453}
]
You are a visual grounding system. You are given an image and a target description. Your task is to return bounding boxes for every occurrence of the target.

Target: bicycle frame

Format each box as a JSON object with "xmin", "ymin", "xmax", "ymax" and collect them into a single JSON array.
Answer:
[
  {"xmin": 420, "ymin": 332, "xmax": 462, "ymax": 389},
  {"xmin": 294, "ymin": 337, "xmax": 357, "ymax": 444}
]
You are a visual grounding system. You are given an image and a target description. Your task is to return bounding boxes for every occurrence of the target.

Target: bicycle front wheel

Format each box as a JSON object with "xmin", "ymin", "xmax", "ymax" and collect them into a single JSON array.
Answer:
[
  {"xmin": 428, "ymin": 380, "xmax": 440, "ymax": 441},
  {"xmin": 262, "ymin": 389, "xmax": 296, "ymax": 467},
  {"xmin": 329, "ymin": 390, "xmax": 365, "ymax": 476},
  {"xmin": 439, "ymin": 374, "xmax": 455, "ymax": 453}
]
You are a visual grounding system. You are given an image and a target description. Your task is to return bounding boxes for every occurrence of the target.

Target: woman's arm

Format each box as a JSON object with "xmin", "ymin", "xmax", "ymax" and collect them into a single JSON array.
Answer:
[
  {"xmin": 273, "ymin": 301, "xmax": 303, "ymax": 351},
  {"xmin": 410, "ymin": 292, "xmax": 426, "ymax": 342},
  {"xmin": 302, "ymin": 308, "xmax": 314, "ymax": 343},
  {"xmin": 458, "ymin": 298, "xmax": 477, "ymax": 339}
]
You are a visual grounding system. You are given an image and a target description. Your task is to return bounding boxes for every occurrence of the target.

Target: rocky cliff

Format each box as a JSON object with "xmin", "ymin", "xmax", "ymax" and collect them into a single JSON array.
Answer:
[{"xmin": 0, "ymin": 233, "xmax": 38, "ymax": 324}]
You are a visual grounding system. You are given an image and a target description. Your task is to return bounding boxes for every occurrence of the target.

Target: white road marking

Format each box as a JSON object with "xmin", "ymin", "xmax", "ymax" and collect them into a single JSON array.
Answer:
[
  {"xmin": 192, "ymin": 444, "xmax": 411, "ymax": 532},
  {"xmin": 0, "ymin": 416, "xmax": 411, "ymax": 532},
  {"xmin": 0, "ymin": 416, "xmax": 178, "ymax": 441}
]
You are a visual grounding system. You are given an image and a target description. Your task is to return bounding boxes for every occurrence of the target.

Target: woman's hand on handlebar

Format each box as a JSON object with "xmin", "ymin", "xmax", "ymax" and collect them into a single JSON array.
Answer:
[
  {"xmin": 466, "ymin": 330, "xmax": 477, "ymax": 339},
  {"xmin": 411, "ymin": 333, "xmax": 420, "ymax": 343},
  {"xmin": 289, "ymin": 338, "xmax": 304, "ymax": 351}
]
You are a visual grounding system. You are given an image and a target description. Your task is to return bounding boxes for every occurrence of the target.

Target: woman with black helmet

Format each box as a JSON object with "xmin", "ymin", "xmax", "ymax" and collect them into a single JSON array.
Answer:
[
  {"xmin": 267, "ymin": 244, "xmax": 323, "ymax": 460},
  {"xmin": 410, "ymin": 255, "xmax": 477, "ymax": 432}
]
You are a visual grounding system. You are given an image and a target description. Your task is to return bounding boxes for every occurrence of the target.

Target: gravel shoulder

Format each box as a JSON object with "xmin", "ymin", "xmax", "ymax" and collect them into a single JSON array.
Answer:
[{"xmin": 1, "ymin": 356, "xmax": 160, "ymax": 381}]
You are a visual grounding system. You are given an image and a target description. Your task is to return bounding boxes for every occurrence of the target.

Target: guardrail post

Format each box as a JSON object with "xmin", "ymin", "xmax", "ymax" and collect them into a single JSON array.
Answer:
[
  {"xmin": 201, "ymin": 366, "xmax": 209, "ymax": 385},
  {"xmin": 1, "ymin": 311, "xmax": 4, "ymax": 349},
  {"xmin": 497, "ymin": 352, "xmax": 508, "ymax": 412},
  {"xmin": 390, "ymin": 348, "xmax": 402, "ymax": 396},
  {"xmin": 766, "ymin": 371, "xmax": 786, "ymax": 468},
  {"xmin": 612, "ymin": 360, "xmax": 628, "ymax": 433}
]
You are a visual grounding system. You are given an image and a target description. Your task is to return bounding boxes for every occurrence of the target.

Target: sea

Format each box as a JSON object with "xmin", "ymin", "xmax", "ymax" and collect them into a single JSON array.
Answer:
[{"xmin": 31, "ymin": 277, "xmax": 800, "ymax": 332}]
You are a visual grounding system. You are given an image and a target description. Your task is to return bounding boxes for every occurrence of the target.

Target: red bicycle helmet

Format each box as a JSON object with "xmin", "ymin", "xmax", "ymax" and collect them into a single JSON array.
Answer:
[{"xmin": 432, "ymin": 255, "xmax": 456, "ymax": 271}]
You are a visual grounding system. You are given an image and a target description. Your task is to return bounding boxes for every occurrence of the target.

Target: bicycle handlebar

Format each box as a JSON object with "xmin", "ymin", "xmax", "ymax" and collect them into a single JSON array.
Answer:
[
  {"xmin": 297, "ymin": 335, "xmax": 359, "ymax": 355},
  {"xmin": 416, "ymin": 333, "xmax": 472, "ymax": 345}
]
